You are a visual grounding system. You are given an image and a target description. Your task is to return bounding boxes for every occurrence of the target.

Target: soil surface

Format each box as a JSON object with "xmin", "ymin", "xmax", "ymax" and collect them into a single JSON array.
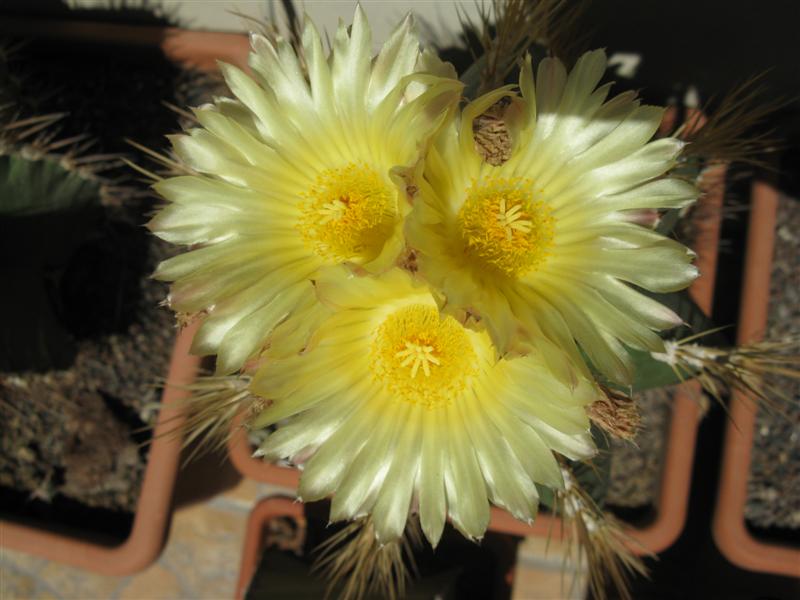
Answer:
[
  {"xmin": 745, "ymin": 194, "xmax": 800, "ymax": 530},
  {"xmin": 607, "ymin": 386, "xmax": 673, "ymax": 507}
]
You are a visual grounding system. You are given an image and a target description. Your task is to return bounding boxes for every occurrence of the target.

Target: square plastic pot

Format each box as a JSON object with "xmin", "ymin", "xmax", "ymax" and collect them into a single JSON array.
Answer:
[
  {"xmin": 0, "ymin": 19, "xmax": 248, "ymax": 575},
  {"xmin": 712, "ymin": 180, "xmax": 800, "ymax": 578},
  {"xmin": 0, "ymin": 324, "xmax": 201, "ymax": 575}
]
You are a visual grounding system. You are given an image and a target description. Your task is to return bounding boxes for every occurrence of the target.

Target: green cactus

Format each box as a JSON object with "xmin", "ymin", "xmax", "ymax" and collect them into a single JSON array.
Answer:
[
  {"xmin": 0, "ymin": 153, "xmax": 99, "ymax": 216},
  {"xmin": 0, "ymin": 150, "xmax": 103, "ymax": 371}
]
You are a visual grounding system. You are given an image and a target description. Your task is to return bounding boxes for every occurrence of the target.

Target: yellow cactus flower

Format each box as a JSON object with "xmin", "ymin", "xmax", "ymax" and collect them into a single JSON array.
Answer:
[
  {"xmin": 407, "ymin": 50, "xmax": 699, "ymax": 385},
  {"xmin": 250, "ymin": 267, "xmax": 598, "ymax": 546},
  {"xmin": 148, "ymin": 8, "xmax": 462, "ymax": 374}
]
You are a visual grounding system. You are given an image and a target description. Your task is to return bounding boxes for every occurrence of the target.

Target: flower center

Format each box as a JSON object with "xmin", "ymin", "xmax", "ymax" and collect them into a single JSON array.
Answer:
[
  {"xmin": 458, "ymin": 177, "xmax": 555, "ymax": 277},
  {"xmin": 299, "ymin": 163, "xmax": 396, "ymax": 262},
  {"xmin": 371, "ymin": 304, "xmax": 476, "ymax": 408}
]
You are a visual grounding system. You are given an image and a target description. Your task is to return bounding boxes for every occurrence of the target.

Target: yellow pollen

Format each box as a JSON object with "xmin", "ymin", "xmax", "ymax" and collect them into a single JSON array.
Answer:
[
  {"xmin": 371, "ymin": 304, "xmax": 476, "ymax": 408},
  {"xmin": 458, "ymin": 177, "xmax": 555, "ymax": 277},
  {"xmin": 298, "ymin": 163, "xmax": 396, "ymax": 262}
]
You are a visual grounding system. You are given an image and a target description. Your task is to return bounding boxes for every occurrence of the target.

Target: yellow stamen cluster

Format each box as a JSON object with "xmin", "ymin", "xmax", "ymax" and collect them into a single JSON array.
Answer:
[
  {"xmin": 299, "ymin": 163, "xmax": 396, "ymax": 262},
  {"xmin": 458, "ymin": 177, "xmax": 555, "ymax": 277},
  {"xmin": 371, "ymin": 304, "xmax": 477, "ymax": 408}
]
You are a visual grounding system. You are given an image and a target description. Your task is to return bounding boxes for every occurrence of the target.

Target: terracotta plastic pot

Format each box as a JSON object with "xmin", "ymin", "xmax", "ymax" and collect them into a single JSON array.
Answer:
[
  {"xmin": 712, "ymin": 180, "xmax": 800, "ymax": 578},
  {"xmin": 0, "ymin": 324, "xmax": 201, "ymax": 575},
  {"xmin": 228, "ymin": 162, "xmax": 725, "ymax": 556},
  {"xmin": 0, "ymin": 19, "xmax": 247, "ymax": 575}
]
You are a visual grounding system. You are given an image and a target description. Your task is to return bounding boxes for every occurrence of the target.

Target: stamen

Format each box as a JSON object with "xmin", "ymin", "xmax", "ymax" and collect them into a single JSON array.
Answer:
[
  {"xmin": 371, "ymin": 305, "xmax": 477, "ymax": 408},
  {"xmin": 496, "ymin": 201, "xmax": 534, "ymax": 239},
  {"xmin": 317, "ymin": 198, "xmax": 349, "ymax": 223},
  {"xmin": 395, "ymin": 342, "xmax": 441, "ymax": 378},
  {"xmin": 458, "ymin": 177, "xmax": 555, "ymax": 277},
  {"xmin": 299, "ymin": 163, "xmax": 396, "ymax": 262}
]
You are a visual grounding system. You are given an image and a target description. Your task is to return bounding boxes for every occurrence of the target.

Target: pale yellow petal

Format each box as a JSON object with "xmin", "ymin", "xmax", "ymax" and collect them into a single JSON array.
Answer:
[
  {"xmin": 443, "ymin": 407, "xmax": 490, "ymax": 540},
  {"xmin": 331, "ymin": 5, "xmax": 372, "ymax": 124},
  {"xmin": 215, "ymin": 281, "xmax": 313, "ymax": 374},
  {"xmin": 257, "ymin": 392, "xmax": 361, "ymax": 461},
  {"xmin": 418, "ymin": 408, "xmax": 447, "ymax": 548},
  {"xmin": 330, "ymin": 401, "xmax": 406, "ymax": 522},
  {"xmin": 486, "ymin": 406, "xmax": 564, "ymax": 489},
  {"xmin": 298, "ymin": 389, "xmax": 378, "ymax": 501},
  {"xmin": 371, "ymin": 408, "xmax": 422, "ymax": 543},
  {"xmin": 462, "ymin": 393, "xmax": 538, "ymax": 522},
  {"xmin": 367, "ymin": 14, "xmax": 419, "ymax": 108}
]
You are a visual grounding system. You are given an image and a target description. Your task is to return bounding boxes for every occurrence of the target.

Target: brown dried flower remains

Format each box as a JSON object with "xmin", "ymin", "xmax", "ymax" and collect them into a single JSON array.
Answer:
[
  {"xmin": 588, "ymin": 386, "xmax": 641, "ymax": 441},
  {"xmin": 473, "ymin": 98, "xmax": 513, "ymax": 165}
]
